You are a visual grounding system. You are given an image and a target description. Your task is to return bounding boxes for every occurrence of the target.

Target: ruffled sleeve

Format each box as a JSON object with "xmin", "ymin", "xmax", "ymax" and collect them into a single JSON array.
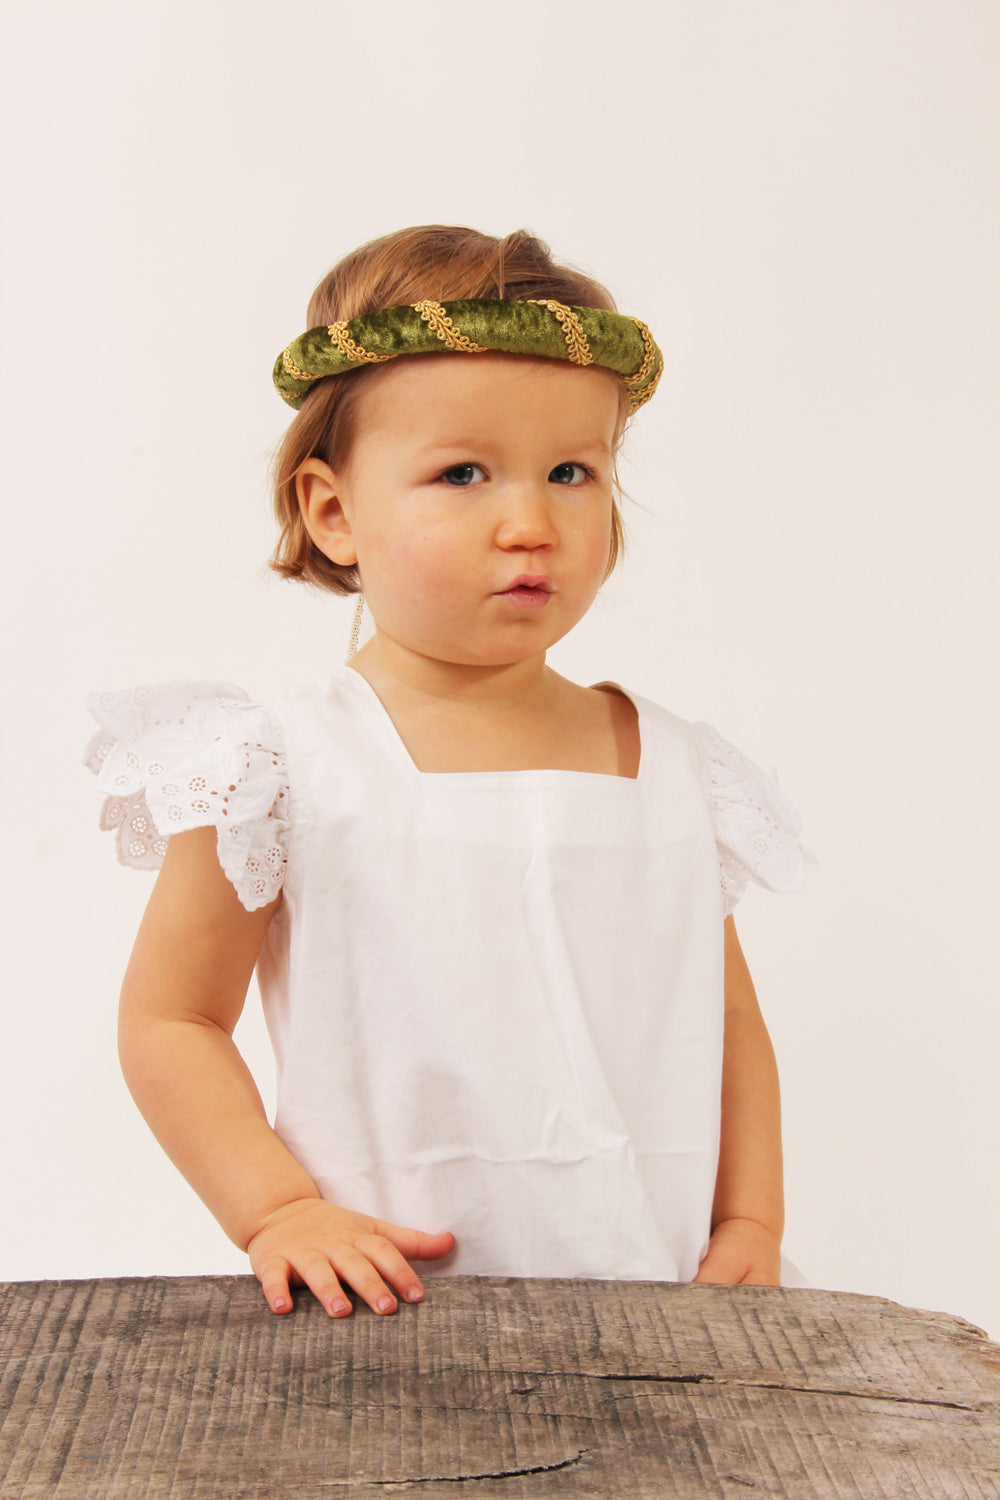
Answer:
[
  {"xmin": 692, "ymin": 721, "xmax": 818, "ymax": 919},
  {"xmin": 82, "ymin": 680, "xmax": 290, "ymax": 912}
]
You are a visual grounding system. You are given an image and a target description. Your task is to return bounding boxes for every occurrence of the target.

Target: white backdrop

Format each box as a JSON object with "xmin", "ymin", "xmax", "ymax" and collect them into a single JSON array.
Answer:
[{"xmin": 1, "ymin": 1, "xmax": 997, "ymax": 1339}]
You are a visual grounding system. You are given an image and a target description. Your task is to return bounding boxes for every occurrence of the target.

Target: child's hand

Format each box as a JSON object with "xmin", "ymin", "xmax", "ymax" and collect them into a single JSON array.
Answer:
[
  {"xmin": 692, "ymin": 1216, "xmax": 782, "ymax": 1286},
  {"xmin": 246, "ymin": 1197, "xmax": 456, "ymax": 1317}
]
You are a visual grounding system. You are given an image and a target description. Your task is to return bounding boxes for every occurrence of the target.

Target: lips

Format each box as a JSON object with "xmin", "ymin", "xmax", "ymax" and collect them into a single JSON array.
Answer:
[
  {"xmin": 493, "ymin": 575, "xmax": 554, "ymax": 611},
  {"xmin": 498, "ymin": 575, "xmax": 553, "ymax": 593}
]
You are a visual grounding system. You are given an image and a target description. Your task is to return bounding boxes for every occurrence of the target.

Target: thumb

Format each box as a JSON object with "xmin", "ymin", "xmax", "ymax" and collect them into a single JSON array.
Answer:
[{"xmin": 374, "ymin": 1222, "xmax": 457, "ymax": 1261}]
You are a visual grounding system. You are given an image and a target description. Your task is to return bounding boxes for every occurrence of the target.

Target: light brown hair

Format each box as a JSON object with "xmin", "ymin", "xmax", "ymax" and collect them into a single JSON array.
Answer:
[{"xmin": 269, "ymin": 225, "xmax": 635, "ymax": 596}]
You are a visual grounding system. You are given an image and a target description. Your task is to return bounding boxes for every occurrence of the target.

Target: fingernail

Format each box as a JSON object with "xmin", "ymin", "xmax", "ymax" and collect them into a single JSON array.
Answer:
[
  {"xmin": 377, "ymin": 1295, "xmax": 395, "ymax": 1313},
  {"xmin": 406, "ymin": 1286, "xmax": 423, "ymax": 1303},
  {"xmin": 272, "ymin": 1297, "xmax": 288, "ymax": 1312},
  {"xmin": 329, "ymin": 1299, "xmax": 351, "ymax": 1316}
]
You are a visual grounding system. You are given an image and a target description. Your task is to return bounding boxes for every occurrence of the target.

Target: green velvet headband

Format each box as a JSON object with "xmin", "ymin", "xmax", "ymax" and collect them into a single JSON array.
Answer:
[{"xmin": 273, "ymin": 298, "xmax": 663, "ymax": 414}]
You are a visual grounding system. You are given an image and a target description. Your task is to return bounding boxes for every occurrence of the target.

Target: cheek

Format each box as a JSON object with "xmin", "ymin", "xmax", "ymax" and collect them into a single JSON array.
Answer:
[
  {"xmin": 376, "ymin": 526, "xmax": 469, "ymax": 603},
  {"xmin": 575, "ymin": 507, "xmax": 615, "ymax": 575}
]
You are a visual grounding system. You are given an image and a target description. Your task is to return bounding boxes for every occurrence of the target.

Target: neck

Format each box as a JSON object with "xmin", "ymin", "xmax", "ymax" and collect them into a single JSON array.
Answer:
[{"xmin": 349, "ymin": 633, "xmax": 559, "ymax": 714}]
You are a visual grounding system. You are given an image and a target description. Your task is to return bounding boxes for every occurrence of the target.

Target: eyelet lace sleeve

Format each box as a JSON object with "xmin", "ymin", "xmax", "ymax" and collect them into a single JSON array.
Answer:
[
  {"xmin": 82, "ymin": 680, "xmax": 289, "ymax": 912},
  {"xmin": 693, "ymin": 721, "xmax": 818, "ymax": 919}
]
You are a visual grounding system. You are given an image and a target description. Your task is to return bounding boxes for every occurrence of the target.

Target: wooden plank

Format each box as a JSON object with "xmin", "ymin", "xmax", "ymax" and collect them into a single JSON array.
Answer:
[{"xmin": 1, "ymin": 1275, "xmax": 998, "ymax": 1498}]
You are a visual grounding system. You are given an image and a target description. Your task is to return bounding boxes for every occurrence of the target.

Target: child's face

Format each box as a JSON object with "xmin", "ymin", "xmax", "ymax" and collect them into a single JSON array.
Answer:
[{"xmin": 306, "ymin": 351, "xmax": 621, "ymax": 673}]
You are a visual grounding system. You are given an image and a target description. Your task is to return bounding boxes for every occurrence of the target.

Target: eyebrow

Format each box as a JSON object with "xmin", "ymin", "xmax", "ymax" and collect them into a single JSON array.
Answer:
[{"xmin": 415, "ymin": 438, "xmax": 614, "ymax": 459}]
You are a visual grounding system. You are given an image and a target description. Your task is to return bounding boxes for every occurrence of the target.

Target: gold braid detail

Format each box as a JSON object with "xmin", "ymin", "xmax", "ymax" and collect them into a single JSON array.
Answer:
[
  {"xmin": 274, "ymin": 301, "xmax": 662, "ymax": 413},
  {"xmin": 412, "ymin": 301, "xmax": 487, "ymax": 352},
  {"xmin": 526, "ymin": 299, "xmax": 593, "ymax": 366},
  {"xmin": 282, "ymin": 346, "xmax": 320, "ymax": 382},
  {"xmin": 623, "ymin": 318, "xmax": 657, "ymax": 393},
  {"xmin": 327, "ymin": 322, "xmax": 395, "ymax": 364}
]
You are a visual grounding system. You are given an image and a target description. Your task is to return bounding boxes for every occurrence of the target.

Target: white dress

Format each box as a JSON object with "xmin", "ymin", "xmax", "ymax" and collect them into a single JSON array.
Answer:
[{"xmin": 84, "ymin": 668, "xmax": 817, "ymax": 1286}]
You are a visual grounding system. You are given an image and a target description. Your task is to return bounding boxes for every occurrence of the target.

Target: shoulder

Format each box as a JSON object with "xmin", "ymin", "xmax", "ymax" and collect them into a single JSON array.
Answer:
[
  {"xmin": 592, "ymin": 681, "xmax": 698, "ymax": 748},
  {"xmin": 263, "ymin": 665, "xmax": 371, "ymax": 735},
  {"xmin": 83, "ymin": 677, "xmax": 290, "ymax": 911},
  {"xmin": 690, "ymin": 717, "xmax": 818, "ymax": 915},
  {"xmin": 595, "ymin": 682, "xmax": 709, "ymax": 784},
  {"xmin": 606, "ymin": 686, "xmax": 818, "ymax": 916}
]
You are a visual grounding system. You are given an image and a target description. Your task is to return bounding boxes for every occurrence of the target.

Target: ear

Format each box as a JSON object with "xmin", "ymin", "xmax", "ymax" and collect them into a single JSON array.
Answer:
[{"xmin": 295, "ymin": 458, "xmax": 358, "ymax": 567}]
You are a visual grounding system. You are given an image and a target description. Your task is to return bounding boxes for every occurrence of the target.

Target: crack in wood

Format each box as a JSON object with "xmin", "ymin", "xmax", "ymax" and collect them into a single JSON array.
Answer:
[
  {"xmin": 239, "ymin": 1366, "xmax": 989, "ymax": 1419},
  {"xmin": 272, "ymin": 1395, "xmax": 623, "ymax": 1429},
  {"xmin": 727, "ymin": 1380, "xmax": 986, "ymax": 1413},
  {"xmin": 378, "ymin": 1448, "xmax": 591, "ymax": 1487},
  {"xmin": 593, "ymin": 1371, "xmax": 716, "ymax": 1384},
  {"xmin": 592, "ymin": 1371, "xmax": 986, "ymax": 1412}
]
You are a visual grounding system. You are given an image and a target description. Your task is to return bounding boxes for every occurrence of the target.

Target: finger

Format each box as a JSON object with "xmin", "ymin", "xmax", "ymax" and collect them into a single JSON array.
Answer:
[
  {"xmin": 332, "ymin": 1245, "xmax": 404, "ymax": 1316},
  {"xmin": 355, "ymin": 1233, "xmax": 428, "ymax": 1305},
  {"xmin": 371, "ymin": 1222, "xmax": 457, "ymax": 1263},
  {"xmin": 291, "ymin": 1251, "xmax": 354, "ymax": 1318},
  {"xmin": 253, "ymin": 1255, "xmax": 294, "ymax": 1315}
]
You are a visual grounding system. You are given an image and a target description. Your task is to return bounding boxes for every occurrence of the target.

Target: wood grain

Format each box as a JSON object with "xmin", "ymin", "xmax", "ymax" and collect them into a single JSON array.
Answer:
[{"xmin": 1, "ymin": 1275, "xmax": 998, "ymax": 1497}]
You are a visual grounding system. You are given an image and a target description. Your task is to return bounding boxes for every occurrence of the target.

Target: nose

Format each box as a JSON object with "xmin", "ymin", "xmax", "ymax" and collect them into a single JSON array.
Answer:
[{"xmin": 493, "ymin": 483, "xmax": 558, "ymax": 552}]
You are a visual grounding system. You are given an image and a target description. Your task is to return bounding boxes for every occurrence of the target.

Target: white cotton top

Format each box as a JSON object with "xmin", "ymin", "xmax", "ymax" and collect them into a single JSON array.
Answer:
[{"xmin": 84, "ymin": 668, "xmax": 816, "ymax": 1285}]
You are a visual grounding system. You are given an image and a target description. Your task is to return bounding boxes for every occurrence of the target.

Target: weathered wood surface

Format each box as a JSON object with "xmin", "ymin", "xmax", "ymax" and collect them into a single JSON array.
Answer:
[{"xmin": 1, "ymin": 1276, "xmax": 998, "ymax": 1498}]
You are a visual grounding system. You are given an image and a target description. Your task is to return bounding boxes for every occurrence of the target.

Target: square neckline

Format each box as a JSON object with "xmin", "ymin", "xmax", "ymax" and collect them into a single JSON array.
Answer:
[{"xmin": 338, "ymin": 666, "xmax": 646, "ymax": 785}]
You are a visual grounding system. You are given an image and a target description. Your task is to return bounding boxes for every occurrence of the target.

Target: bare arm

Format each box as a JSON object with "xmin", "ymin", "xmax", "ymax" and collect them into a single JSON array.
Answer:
[
  {"xmin": 118, "ymin": 827, "xmax": 313, "ymax": 1246},
  {"xmin": 118, "ymin": 826, "xmax": 454, "ymax": 1314},
  {"xmin": 693, "ymin": 914, "xmax": 784, "ymax": 1284}
]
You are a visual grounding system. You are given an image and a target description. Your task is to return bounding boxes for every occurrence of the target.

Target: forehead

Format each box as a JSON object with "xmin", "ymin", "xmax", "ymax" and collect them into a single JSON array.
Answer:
[{"xmin": 353, "ymin": 351, "xmax": 622, "ymax": 443}]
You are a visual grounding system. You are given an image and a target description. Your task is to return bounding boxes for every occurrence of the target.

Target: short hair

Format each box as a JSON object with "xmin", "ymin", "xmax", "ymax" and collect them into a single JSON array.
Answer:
[{"xmin": 269, "ymin": 225, "xmax": 635, "ymax": 596}]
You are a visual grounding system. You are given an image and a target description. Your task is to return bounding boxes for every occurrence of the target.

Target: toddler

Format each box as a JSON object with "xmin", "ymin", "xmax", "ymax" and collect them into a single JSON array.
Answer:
[{"xmin": 85, "ymin": 224, "xmax": 815, "ymax": 1318}]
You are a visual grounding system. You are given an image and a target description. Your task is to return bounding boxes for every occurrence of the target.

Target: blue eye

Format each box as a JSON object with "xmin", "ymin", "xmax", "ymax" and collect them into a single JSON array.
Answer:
[
  {"xmin": 550, "ymin": 462, "xmax": 594, "ymax": 484},
  {"xmin": 440, "ymin": 463, "xmax": 486, "ymax": 486},
  {"xmin": 437, "ymin": 461, "xmax": 597, "ymax": 487}
]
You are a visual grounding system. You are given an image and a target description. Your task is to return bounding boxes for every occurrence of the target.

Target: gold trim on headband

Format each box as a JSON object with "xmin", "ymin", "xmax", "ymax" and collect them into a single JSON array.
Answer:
[
  {"xmin": 273, "ymin": 298, "xmax": 663, "ymax": 414},
  {"xmin": 326, "ymin": 322, "xmax": 396, "ymax": 364},
  {"xmin": 526, "ymin": 299, "xmax": 594, "ymax": 366},
  {"xmin": 413, "ymin": 300, "xmax": 488, "ymax": 353}
]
